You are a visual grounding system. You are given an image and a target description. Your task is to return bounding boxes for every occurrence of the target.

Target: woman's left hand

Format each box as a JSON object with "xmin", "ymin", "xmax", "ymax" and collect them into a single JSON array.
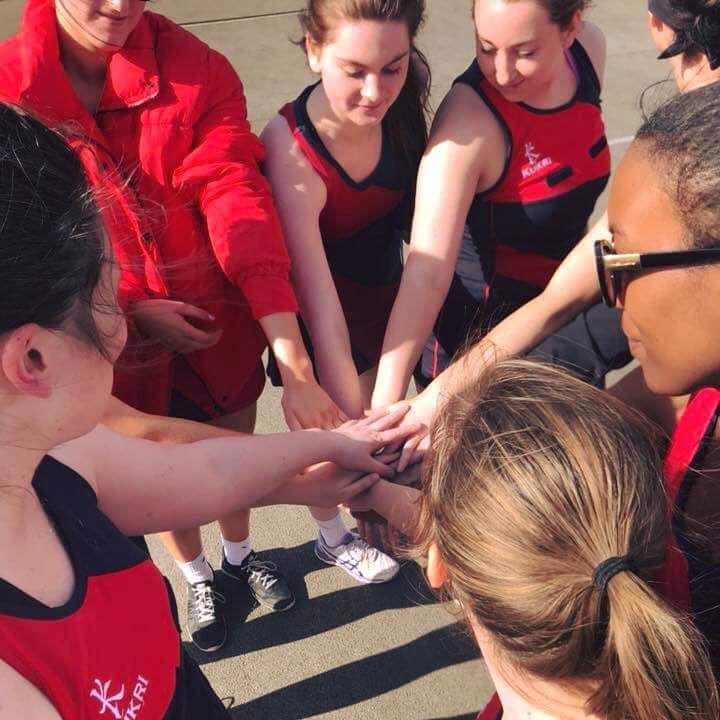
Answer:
[{"xmin": 282, "ymin": 380, "xmax": 347, "ymax": 430}]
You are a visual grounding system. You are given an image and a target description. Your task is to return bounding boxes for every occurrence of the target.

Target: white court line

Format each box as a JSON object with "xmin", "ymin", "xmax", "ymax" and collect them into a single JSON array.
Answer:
[{"xmin": 608, "ymin": 135, "xmax": 635, "ymax": 147}]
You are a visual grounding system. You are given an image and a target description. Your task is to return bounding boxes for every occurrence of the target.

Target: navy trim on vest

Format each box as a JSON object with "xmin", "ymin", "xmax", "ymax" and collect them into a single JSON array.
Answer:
[
  {"xmin": 291, "ymin": 84, "xmax": 405, "ymax": 191},
  {"xmin": 453, "ymin": 61, "xmax": 513, "ymax": 198},
  {"xmin": 0, "ymin": 457, "xmax": 147, "ymax": 620}
]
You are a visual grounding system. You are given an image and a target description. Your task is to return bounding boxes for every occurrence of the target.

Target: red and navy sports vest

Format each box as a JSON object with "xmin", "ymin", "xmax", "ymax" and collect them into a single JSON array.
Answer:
[
  {"xmin": 458, "ymin": 40, "xmax": 611, "ymax": 327},
  {"xmin": 661, "ymin": 386, "xmax": 720, "ymax": 680},
  {"xmin": 0, "ymin": 457, "xmax": 230, "ymax": 719},
  {"xmin": 476, "ymin": 692, "xmax": 503, "ymax": 720},
  {"xmin": 279, "ymin": 84, "xmax": 411, "ymax": 370}
]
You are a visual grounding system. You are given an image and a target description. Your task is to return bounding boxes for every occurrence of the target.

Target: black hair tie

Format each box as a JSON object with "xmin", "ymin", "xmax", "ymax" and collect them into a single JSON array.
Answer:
[{"xmin": 592, "ymin": 555, "xmax": 635, "ymax": 593}]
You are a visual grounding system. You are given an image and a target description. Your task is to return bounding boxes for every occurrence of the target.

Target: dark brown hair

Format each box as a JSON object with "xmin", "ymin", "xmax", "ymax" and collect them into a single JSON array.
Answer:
[
  {"xmin": 298, "ymin": 0, "xmax": 431, "ymax": 176},
  {"xmin": 0, "ymin": 103, "xmax": 111, "ymax": 357},
  {"xmin": 636, "ymin": 81, "xmax": 720, "ymax": 250},
  {"xmin": 474, "ymin": 0, "xmax": 591, "ymax": 29}
]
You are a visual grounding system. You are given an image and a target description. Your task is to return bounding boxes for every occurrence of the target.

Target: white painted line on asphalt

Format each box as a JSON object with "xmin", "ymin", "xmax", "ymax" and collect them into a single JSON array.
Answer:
[{"xmin": 608, "ymin": 135, "xmax": 635, "ymax": 147}]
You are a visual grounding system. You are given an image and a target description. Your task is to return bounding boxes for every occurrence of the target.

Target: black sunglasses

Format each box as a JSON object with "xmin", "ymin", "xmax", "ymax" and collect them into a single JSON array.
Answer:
[{"xmin": 594, "ymin": 239, "xmax": 720, "ymax": 307}]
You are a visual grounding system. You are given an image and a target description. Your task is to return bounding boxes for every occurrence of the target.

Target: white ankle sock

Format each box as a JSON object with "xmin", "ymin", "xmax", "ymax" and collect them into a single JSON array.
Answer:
[
  {"xmin": 177, "ymin": 553, "xmax": 214, "ymax": 585},
  {"xmin": 221, "ymin": 533, "xmax": 254, "ymax": 567},
  {"xmin": 316, "ymin": 513, "xmax": 349, "ymax": 547}
]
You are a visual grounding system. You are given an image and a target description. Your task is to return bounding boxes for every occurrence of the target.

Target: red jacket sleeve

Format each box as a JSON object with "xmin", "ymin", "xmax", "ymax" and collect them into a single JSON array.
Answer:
[{"xmin": 171, "ymin": 51, "xmax": 297, "ymax": 320}]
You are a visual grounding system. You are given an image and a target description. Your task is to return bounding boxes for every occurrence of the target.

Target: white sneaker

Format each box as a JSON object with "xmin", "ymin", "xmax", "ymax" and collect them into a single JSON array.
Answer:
[{"xmin": 314, "ymin": 532, "xmax": 400, "ymax": 584}]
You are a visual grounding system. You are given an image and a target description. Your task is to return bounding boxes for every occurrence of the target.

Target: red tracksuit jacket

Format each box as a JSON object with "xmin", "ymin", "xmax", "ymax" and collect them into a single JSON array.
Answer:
[{"xmin": 0, "ymin": 0, "xmax": 298, "ymax": 415}]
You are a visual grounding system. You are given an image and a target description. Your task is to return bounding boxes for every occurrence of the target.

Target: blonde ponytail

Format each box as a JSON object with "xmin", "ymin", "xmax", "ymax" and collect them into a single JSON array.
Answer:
[{"xmin": 589, "ymin": 572, "xmax": 718, "ymax": 719}]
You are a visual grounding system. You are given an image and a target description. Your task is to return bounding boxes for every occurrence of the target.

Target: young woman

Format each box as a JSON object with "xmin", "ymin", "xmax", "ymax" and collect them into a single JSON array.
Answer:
[
  {"xmin": 260, "ymin": 0, "xmax": 431, "ymax": 581},
  {"xmin": 0, "ymin": 0, "xmax": 345, "ymax": 652},
  {"xmin": 404, "ymin": 0, "xmax": 720, "ymax": 416},
  {"xmin": 372, "ymin": 0, "xmax": 624, "ymax": 406},
  {"xmin": 0, "ymin": 102, "xmax": 415, "ymax": 718},
  {"xmin": 416, "ymin": 360, "xmax": 719, "ymax": 720}
]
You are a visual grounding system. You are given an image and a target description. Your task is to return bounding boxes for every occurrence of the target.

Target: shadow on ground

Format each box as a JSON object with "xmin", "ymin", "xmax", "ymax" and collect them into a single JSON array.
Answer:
[
  {"xmin": 186, "ymin": 541, "xmax": 438, "ymax": 663},
  {"xmin": 227, "ymin": 624, "xmax": 478, "ymax": 719}
]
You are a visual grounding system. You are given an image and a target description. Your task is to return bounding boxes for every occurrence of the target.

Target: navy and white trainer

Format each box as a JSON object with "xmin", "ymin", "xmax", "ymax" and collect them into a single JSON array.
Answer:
[{"xmin": 314, "ymin": 532, "xmax": 399, "ymax": 584}]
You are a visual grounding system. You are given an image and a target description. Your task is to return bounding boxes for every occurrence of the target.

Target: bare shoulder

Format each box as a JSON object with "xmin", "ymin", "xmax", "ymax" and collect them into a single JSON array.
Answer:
[
  {"xmin": 260, "ymin": 113, "xmax": 326, "ymax": 211},
  {"xmin": 0, "ymin": 657, "xmax": 61, "ymax": 719},
  {"xmin": 260, "ymin": 114, "xmax": 312, "ymax": 172},
  {"xmin": 425, "ymin": 83, "xmax": 507, "ymax": 192},
  {"xmin": 48, "ymin": 425, "xmax": 116, "ymax": 495},
  {"xmin": 577, "ymin": 20, "xmax": 607, "ymax": 83},
  {"xmin": 430, "ymin": 83, "xmax": 505, "ymax": 150},
  {"xmin": 259, "ymin": 112, "xmax": 294, "ymax": 150}
]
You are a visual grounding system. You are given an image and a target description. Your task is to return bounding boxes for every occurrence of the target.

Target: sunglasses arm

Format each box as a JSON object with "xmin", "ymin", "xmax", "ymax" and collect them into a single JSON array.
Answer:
[{"xmin": 603, "ymin": 253, "xmax": 642, "ymax": 270}]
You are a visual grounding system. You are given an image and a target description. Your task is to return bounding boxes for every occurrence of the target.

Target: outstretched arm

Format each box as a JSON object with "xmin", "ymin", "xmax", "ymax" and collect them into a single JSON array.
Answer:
[
  {"xmin": 103, "ymin": 395, "xmax": 240, "ymax": 443},
  {"xmin": 371, "ymin": 85, "xmax": 501, "ymax": 408},
  {"xmin": 56, "ymin": 408, "xmax": 418, "ymax": 537},
  {"xmin": 261, "ymin": 115, "xmax": 364, "ymax": 418},
  {"xmin": 400, "ymin": 211, "xmax": 609, "ymax": 449}
]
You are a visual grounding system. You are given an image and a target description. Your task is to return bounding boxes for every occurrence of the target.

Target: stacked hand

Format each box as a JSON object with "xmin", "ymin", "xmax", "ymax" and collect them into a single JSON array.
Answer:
[
  {"xmin": 287, "ymin": 406, "xmax": 421, "ymax": 509},
  {"xmin": 282, "ymin": 380, "xmax": 346, "ymax": 431},
  {"xmin": 329, "ymin": 405, "xmax": 421, "ymax": 477}
]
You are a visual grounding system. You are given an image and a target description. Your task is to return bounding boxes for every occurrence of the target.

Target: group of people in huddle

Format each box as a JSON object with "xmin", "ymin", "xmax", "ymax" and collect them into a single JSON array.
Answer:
[{"xmin": 0, "ymin": 0, "xmax": 719, "ymax": 717}]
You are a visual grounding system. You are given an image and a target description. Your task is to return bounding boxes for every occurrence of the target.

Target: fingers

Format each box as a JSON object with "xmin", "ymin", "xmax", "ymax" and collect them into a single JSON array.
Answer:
[
  {"xmin": 375, "ymin": 422, "xmax": 424, "ymax": 449},
  {"xmin": 374, "ymin": 450, "xmax": 401, "ymax": 465},
  {"xmin": 322, "ymin": 405, "xmax": 346, "ymax": 430},
  {"xmin": 177, "ymin": 302, "xmax": 216, "ymax": 323},
  {"xmin": 181, "ymin": 323, "xmax": 222, "ymax": 346},
  {"xmin": 397, "ymin": 432, "xmax": 425, "ymax": 472},
  {"xmin": 358, "ymin": 404, "xmax": 411, "ymax": 430},
  {"xmin": 365, "ymin": 456, "xmax": 396, "ymax": 479},
  {"xmin": 340, "ymin": 473, "xmax": 380, "ymax": 502},
  {"xmin": 285, "ymin": 412, "xmax": 303, "ymax": 432}
]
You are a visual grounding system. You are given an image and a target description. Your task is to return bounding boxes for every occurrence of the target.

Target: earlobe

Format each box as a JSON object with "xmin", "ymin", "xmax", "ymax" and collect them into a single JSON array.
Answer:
[
  {"xmin": 427, "ymin": 543, "xmax": 448, "ymax": 589},
  {"xmin": 0, "ymin": 326, "xmax": 51, "ymax": 399},
  {"xmin": 647, "ymin": 11, "xmax": 669, "ymax": 51},
  {"xmin": 562, "ymin": 10, "xmax": 583, "ymax": 49},
  {"xmin": 306, "ymin": 35, "xmax": 322, "ymax": 74}
]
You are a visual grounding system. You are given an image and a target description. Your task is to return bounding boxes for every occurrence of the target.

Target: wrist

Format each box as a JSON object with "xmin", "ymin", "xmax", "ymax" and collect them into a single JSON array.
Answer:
[
  {"xmin": 364, "ymin": 480, "xmax": 392, "ymax": 517},
  {"xmin": 278, "ymin": 353, "xmax": 316, "ymax": 388}
]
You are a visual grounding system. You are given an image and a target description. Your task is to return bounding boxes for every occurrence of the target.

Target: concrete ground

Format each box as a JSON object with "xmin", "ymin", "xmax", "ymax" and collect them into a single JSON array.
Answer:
[{"xmin": 0, "ymin": 2, "xmax": 666, "ymax": 718}]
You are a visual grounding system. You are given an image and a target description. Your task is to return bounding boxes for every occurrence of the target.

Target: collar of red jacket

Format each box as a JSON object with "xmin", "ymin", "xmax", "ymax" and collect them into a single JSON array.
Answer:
[{"xmin": 17, "ymin": 0, "xmax": 160, "ymax": 129}]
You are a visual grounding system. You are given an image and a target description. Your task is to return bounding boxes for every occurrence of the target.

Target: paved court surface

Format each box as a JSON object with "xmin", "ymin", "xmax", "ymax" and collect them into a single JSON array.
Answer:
[{"xmin": 0, "ymin": 2, "xmax": 666, "ymax": 717}]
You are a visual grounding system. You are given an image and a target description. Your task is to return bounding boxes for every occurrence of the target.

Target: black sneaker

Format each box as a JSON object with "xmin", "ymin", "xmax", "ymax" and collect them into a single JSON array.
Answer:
[
  {"xmin": 186, "ymin": 577, "xmax": 227, "ymax": 653},
  {"xmin": 221, "ymin": 552, "xmax": 295, "ymax": 611}
]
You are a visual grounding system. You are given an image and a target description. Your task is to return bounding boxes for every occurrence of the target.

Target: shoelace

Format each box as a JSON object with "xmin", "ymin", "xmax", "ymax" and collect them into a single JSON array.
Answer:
[
  {"xmin": 244, "ymin": 558, "xmax": 280, "ymax": 589},
  {"xmin": 192, "ymin": 583, "xmax": 226, "ymax": 624},
  {"xmin": 344, "ymin": 537, "xmax": 382, "ymax": 563}
]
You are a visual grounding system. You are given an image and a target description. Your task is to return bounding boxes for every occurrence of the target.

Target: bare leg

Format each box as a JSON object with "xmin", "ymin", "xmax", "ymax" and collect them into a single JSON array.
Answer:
[
  {"xmin": 212, "ymin": 404, "xmax": 257, "ymax": 542},
  {"xmin": 158, "ymin": 403, "xmax": 256, "ymax": 564}
]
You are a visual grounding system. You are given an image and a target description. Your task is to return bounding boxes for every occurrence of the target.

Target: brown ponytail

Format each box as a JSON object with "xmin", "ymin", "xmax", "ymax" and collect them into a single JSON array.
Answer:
[{"xmin": 416, "ymin": 359, "xmax": 719, "ymax": 720}]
